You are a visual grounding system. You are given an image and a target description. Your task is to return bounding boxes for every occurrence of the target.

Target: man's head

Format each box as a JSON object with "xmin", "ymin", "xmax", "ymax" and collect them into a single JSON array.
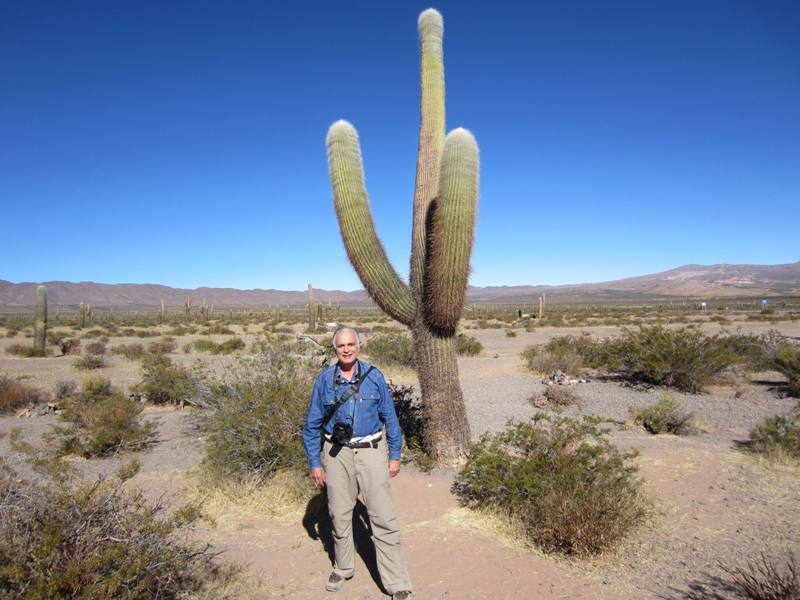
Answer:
[{"xmin": 332, "ymin": 327, "xmax": 360, "ymax": 370}]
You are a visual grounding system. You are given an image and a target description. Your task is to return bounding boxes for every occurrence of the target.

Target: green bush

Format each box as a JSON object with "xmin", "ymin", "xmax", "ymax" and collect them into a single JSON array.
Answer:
[
  {"xmin": 199, "ymin": 349, "xmax": 314, "ymax": 481},
  {"xmin": 746, "ymin": 412, "xmax": 800, "ymax": 461},
  {"xmin": 365, "ymin": 332, "xmax": 415, "ymax": 368},
  {"xmin": 629, "ymin": 394, "xmax": 694, "ymax": 434},
  {"xmin": 110, "ymin": 342, "xmax": 146, "ymax": 360},
  {"xmin": 136, "ymin": 354, "xmax": 195, "ymax": 405},
  {"xmin": 521, "ymin": 342, "xmax": 584, "ymax": 377},
  {"xmin": 456, "ymin": 333, "xmax": 483, "ymax": 356},
  {"xmin": 453, "ymin": 415, "xmax": 646, "ymax": 555},
  {"xmin": 55, "ymin": 378, "xmax": 158, "ymax": 457},
  {"xmin": 389, "ymin": 384, "xmax": 434, "ymax": 471},
  {"xmin": 4, "ymin": 344, "xmax": 47, "ymax": 358},
  {"xmin": 192, "ymin": 337, "xmax": 245, "ymax": 355},
  {"xmin": 0, "ymin": 464, "xmax": 224, "ymax": 598},
  {"xmin": 773, "ymin": 348, "xmax": 800, "ymax": 398},
  {"xmin": 73, "ymin": 353, "xmax": 108, "ymax": 370}
]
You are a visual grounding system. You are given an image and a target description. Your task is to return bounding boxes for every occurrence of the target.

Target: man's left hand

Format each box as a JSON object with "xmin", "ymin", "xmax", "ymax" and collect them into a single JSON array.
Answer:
[{"xmin": 388, "ymin": 460, "xmax": 401, "ymax": 478}]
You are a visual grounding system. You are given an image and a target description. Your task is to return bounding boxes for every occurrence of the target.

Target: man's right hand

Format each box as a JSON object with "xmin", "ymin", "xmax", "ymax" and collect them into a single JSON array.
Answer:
[{"xmin": 310, "ymin": 467, "xmax": 326, "ymax": 487}]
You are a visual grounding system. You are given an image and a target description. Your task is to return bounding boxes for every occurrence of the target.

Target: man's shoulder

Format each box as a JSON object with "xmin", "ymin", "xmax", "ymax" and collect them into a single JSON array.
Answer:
[
  {"xmin": 359, "ymin": 360, "xmax": 386, "ymax": 382},
  {"xmin": 315, "ymin": 363, "xmax": 337, "ymax": 384}
]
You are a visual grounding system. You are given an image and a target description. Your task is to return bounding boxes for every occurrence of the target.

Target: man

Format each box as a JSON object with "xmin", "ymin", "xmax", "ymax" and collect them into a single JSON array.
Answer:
[{"xmin": 303, "ymin": 327, "xmax": 413, "ymax": 599}]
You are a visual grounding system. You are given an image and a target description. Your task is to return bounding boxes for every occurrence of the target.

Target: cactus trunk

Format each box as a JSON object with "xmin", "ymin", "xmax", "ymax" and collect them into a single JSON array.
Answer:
[
  {"xmin": 326, "ymin": 9, "xmax": 478, "ymax": 465},
  {"xmin": 307, "ymin": 283, "xmax": 316, "ymax": 332},
  {"xmin": 34, "ymin": 285, "xmax": 47, "ymax": 355}
]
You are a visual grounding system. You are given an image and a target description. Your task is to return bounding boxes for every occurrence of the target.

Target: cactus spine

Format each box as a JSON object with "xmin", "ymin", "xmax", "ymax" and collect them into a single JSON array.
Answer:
[
  {"xmin": 34, "ymin": 285, "xmax": 47, "ymax": 355},
  {"xmin": 326, "ymin": 8, "xmax": 479, "ymax": 464}
]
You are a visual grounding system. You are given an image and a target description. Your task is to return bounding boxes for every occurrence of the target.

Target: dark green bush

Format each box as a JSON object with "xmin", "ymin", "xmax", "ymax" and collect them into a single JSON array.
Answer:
[
  {"xmin": 192, "ymin": 337, "xmax": 245, "ymax": 355},
  {"xmin": 629, "ymin": 394, "xmax": 694, "ymax": 434},
  {"xmin": 0, "ymin": 464, "xmax": 223, "ymax": 599},
  {"xmin": 110, "ymin": 342, "xmax": 146, "ymax": 360},
  {"xmin": 199, "ymin": 350, "xmax": 314, "ymax": 481},
  {"xmin": 55, "ymin": 377, "xmax": 158, "ymax": 457},
  {"xmin": 365, "ymin": 332, "xmax": 415, "ymax": 368},
  {"xmin": 456, "ymin": 333, "xmax": 483, "ymax": 356},
  {"xmin": 389, "ymin": 384, "xmax": 434, "ymax": 471},
  {"xmin": 453, "ymin": 414, "xmax": 646, "ymax": 555},
  {"xmin": 73, "ymin": 353, "xmax": 108, "ymax": 370},
  {"xmin": 773, "ymin": 348, "xmax": 800, "ymax": 398},
  {"xmin": 746, "ymin": 412, "xmax": 800, "ymax": 461},
  {"xmin": 136, "ymin": 354, "xmax": 195, "ymax": 405}
]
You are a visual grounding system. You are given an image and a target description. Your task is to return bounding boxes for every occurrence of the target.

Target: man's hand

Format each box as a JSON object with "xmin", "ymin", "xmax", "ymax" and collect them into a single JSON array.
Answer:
[
  {"xmin": 388, "ymin": 460, "xmax": 401, "ymax": 478},
  {"xmin": 310, "ymin": 467, "xmax": 326, "ymax": 487}
]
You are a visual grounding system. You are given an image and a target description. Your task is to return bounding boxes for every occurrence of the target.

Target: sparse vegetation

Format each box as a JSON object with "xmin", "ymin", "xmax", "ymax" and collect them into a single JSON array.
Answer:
[
  {"xmin": 53, "ymin": 377, "xmax": 158, "ymax": 457},
  {"xmin": 192, "ymin": 337, "xmax": 245, "ymax": 354},
  {"xmin": 110, "ymin": 342, "xmax": 146, "ymax": 360},
  {"xmin": 629, "ymin": 394, "xmax": 695, "ymax": 434},
  {"xmin": 453, "ymin": 414, "xmax": 646, "ymax": 555},
  {"xmin": 773, "ymin": 347, "xmax": 800, "ymax": 398},
  {"xmin": 73, "ymin": 353, "xmax": 108, "ymax": 370},
  {"xmin": 390, "ymin": 383, "xmax": 434, "ymax": 471},
  {"xmin": 0, "ymin": 375, "xmax": 43, "ymax": 414},
  {"xmin": 0, "ymin": 463, "xmax": 227, "ymax": 599},
  {"xmin": 745, "ymin": 412, "xmax": 800, "ymax": 462},
  {"xmin": 456, "ymin": 333, "xmax": 483, "ymax": 356},
  {"xmin": 136, "ymin": 354, "xmax": 195, "ymax": 405},
  {"xmin": 364, "ymin": 332, "xmax": 415, "ymax": 368},
  {"xmin": 198, "ymin": 348, "xmax": 314, "ymax": 482}
]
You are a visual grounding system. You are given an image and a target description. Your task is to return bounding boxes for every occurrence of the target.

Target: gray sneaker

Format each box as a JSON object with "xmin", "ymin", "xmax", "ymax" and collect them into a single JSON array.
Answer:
[
  {"xmin": 325, "ymin": 572, "xmax": 351, "ymax": 592},
  {"xmin": 393, "ymin": 592, "xmax": 413, "ymax": 600}
]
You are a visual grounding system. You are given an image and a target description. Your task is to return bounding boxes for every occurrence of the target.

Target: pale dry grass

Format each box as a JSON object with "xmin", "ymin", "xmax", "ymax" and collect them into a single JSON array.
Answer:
[{"xmin": 186, "ymin": 469, "xmax": 315, "ymax": 522}]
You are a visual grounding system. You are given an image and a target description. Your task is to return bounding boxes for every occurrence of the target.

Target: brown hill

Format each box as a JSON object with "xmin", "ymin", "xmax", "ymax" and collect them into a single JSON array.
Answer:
[{"xmin": 1, "ymin": 262, "xmax": 798, "ymax": 309}]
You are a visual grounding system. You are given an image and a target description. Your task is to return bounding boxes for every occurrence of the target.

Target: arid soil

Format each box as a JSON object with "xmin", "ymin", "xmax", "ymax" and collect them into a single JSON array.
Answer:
[{"xmin": 1, "ymin": 321, "xmax": 799, "ymax": 599}]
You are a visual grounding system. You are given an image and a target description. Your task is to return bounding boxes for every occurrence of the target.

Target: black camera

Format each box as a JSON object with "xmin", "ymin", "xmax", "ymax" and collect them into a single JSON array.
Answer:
[{"xmin": 332, "ymin": 422, "xmax": 353, "ymax": 445}]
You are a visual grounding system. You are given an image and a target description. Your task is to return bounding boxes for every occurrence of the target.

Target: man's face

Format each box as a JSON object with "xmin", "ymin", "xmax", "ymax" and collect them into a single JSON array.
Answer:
[{"xmin": 334, "ymin": 331, "xmax": 359, "ymax": 369}]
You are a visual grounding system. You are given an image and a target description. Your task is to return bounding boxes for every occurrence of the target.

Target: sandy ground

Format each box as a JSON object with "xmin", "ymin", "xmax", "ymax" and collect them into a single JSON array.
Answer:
[{"xmin": 1, "ymin": 319, "xmax": 799, "ymax": 598}]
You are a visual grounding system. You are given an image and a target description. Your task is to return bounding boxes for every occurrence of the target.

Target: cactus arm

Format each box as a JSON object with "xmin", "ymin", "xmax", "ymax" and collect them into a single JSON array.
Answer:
[
  {"xmin": 327, "ymin": 120, "xmax": 415, "ymax": 326},
  {"xmin": 410, "ymin": 8, "xmax": 446, "ymax": 303},
  {"xmin": 423, "ymin": 128, "xmax": 479, "ymax": 336}
]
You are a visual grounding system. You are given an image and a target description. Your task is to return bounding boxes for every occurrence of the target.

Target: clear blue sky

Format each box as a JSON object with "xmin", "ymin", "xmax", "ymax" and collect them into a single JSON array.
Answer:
[{"xmin": 2, "ymin": 1, "xmax": 798, "ymax": 291}]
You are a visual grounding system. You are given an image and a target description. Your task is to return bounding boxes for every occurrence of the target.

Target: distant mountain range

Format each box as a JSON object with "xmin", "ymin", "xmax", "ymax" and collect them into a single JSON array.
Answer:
[{"xmin": 1, "ymin": 262, "xmax": 798, "ymax": 310}]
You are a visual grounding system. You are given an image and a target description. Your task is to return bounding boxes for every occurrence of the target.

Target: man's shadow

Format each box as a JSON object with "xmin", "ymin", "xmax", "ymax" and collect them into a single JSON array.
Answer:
[{"xmin": 302, "ymin": 489, "xmax": 385, "ymax": 593}]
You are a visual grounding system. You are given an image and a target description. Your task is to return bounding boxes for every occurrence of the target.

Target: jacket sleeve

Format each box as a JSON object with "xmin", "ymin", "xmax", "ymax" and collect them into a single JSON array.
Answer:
[
  {"xmin": 376, "ymin": 371, "xmax": 403, "ymax": 461},
  {"xmin": 303, "ymin": 375, "xmax": 326, "ymax": 469}
]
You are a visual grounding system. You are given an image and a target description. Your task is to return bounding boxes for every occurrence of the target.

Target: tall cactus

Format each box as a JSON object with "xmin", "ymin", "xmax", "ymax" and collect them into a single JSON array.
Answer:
[
  {"xmin": 34, "ymin": 285, "xmax": 47, "ymax": 355},
  {"xmin": 307, "ymin": 283, "xmax": 316, "ymax": 332},
  {"xmin": 326, "ymin": 8, "xmax": 479, "ymax": 464}
]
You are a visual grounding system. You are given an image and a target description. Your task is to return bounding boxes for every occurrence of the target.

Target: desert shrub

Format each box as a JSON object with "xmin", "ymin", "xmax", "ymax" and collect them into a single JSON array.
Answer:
[
  {"xmin": 365, "ymin": 332, "xmax": 415, "ymax": 368},
  {"xmin": 47, "ymin": 330, "xmax": 70, "ymax": 346},
  {"xmin": 746, "ymin": 412, "xmax": 800, "ymax": 461},
  {"xmin": 521, "ymin": 344, "xmax": 584, "ymax": 377},
  {"xmin": 54, "ymin": 378, "xmax": 158, "ymax": 456},
  {"xmin": 456, "ymin": 333, "xmax": 483, "ymax": 356},
  {"xmin": 136, "ymin": 354, "xmax": 195, "ymax": 405},
  {"xmin": 110, "ymin": 342, "xmax": 146, "ymax": 360},
  {"xmin": 773, "ymin": 348, "xmax": 800, "ymax": 398},
  {"xmin": 203, "ymin": 324, "xmax": 235, "ymax": 335},
  {"xmin": 168, "ymin": 325, "xmax": 198, "ymax": 336},
  {"xmin": 606, "ymin": 326, "xmax": 737, "ymax": 392},
  {"xmin": 55, "ymin": 380, "xmax": 79, "ymax": 400},
  {"xmin": 0, "ymin": 464, "xmax": 224, "ymax": 599},
  {"xmin": 192, "ymin": 337, "xmax": 245, "ymax": 355},
  {"xmin": 199, "ymin": 349, "xmax": 314, "ymax": 481},
  {"xmin": 4, "ymin": 343, "xmax": 47, "ymax": 358},
  {"xmin": 453, "ymin": 415, "xmax": 645, "ymax": 555},
  {"xmin": 82, "ymin": 328, "xmax": 106, "ymax": 339},
  {"xmin": 73, "ymin": 353, "xmax": 107, "ymax": 370},
  {"xmin": 58, "ymin": 337, "xmax": 81, "ymax": 355},
  {"xmin": 85, "ymin": 341, "xmax": 107, "ymax": 355},
  {"xmin": 544, "ymin": 385, "xmax": 580, "ymax": 406},
  {"xmin": 0, "ymin": 375, "xmax": 43, "ymax": 414},
  {"xmin": 629, "ymin": 394, "xmax": 694, "ymax": 434},
  {"xmin": 389, "ymin": 383, "xmax": 434, "ymax": 471},
  {"xmin": 147, "ymin": 339, "xmax": 178, "ymax": 354},
  {"xmin": 505, "ymin": 329, "xmax": 517, "ymax": 338},
  {"xmin": 718, "ymin": 552, "xmax": 800, "ymax": 600}
]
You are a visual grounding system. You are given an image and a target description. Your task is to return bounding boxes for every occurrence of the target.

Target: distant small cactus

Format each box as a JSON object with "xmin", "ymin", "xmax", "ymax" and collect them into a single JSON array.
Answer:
[{"xmin": 34, "ymin": 285, "xmax": 47, "ymax": 355}]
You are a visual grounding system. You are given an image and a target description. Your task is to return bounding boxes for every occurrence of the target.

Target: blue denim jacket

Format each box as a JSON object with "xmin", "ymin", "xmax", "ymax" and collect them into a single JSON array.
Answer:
[{"xmin": 303, "ymin": 359, "xmax": 402, "ymax": 469}]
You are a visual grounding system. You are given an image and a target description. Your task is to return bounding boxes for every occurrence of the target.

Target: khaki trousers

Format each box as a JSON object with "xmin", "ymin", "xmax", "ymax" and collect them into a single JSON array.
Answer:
[{"xmin": 321, "ymin": 438, "xmax": 412, "ymax": 594}]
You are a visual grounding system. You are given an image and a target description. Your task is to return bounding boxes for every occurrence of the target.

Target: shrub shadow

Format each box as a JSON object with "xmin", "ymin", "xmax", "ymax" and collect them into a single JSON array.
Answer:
[{"xmin": 302, "ymin": 489, "xmax": 385, "ymax": 593}]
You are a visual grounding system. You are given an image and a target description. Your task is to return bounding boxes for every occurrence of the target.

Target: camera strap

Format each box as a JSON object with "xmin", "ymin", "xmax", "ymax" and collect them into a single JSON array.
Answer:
[{"xmin": 322, "ymin": 362, "xmax": 375, "ymax": 430}]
